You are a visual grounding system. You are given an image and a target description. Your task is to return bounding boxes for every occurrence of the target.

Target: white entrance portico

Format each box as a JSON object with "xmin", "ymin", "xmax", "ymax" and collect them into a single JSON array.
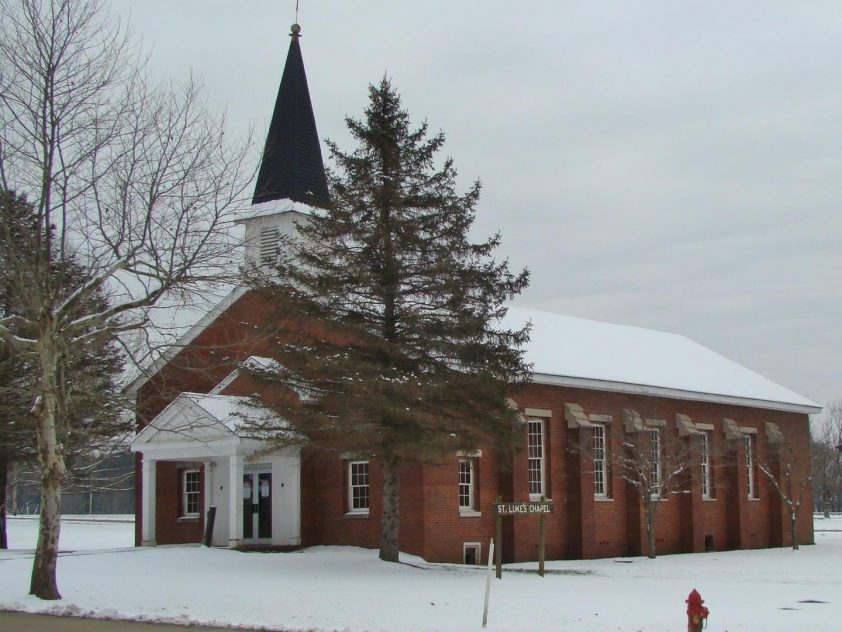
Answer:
[{"xmin": 130, "ymin": 393, "xmax": 300, "ymax": 548}]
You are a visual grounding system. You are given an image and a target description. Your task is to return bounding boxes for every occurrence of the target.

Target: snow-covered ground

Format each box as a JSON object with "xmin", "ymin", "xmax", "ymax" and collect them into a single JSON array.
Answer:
[
  {"xmin": 2, "ymin": 514, "xmax": 134, "ymax": 555},
  {"xmin": 1, "ymin": 515, "xmax": 840, "ymax": 631}
]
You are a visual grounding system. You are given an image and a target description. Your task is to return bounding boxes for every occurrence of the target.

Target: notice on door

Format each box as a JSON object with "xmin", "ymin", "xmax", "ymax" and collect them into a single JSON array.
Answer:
[
  {"xmin": 242, "ymin": 480, "xmax": 252, "ymax": 499},
  {"xmin": 260, "ymin": 480, "xmax": 270, "ymax": 498}
]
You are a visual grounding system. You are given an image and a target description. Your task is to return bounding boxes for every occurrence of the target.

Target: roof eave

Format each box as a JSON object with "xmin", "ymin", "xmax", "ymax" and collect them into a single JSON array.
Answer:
[
  {"xmin": 530, "ymin": 372, "xmax": 822, "ymax": 415},
  {"xmin": 234, "ymin": 207, "xmax": 310, "ymax": 225},
  {"xmin": 124, "ymin": 286, "xmax": 249, "ymax": 397}
]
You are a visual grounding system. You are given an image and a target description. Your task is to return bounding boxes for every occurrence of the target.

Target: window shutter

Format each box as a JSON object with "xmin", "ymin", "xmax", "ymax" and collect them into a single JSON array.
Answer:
[{"xmin": 259, "ymin": 227, "xmax": 280, "ymax": 265}]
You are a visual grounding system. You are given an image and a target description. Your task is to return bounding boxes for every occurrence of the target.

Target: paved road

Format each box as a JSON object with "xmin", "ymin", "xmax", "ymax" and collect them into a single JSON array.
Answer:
[{"xmin": 0, "ymin": 611, "xmax": 293, "ymax": 632}]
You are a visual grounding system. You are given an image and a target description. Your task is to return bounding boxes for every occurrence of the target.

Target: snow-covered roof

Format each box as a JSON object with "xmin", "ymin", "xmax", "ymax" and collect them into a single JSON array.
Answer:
[
  {"xmin": 124, "ymin": 285, "xmax": 248, "ymax": 397},
  {"xmin": 209, "ymin": 356, "xmax": 284, "ymax": 396},
  {"xmin": 234, "ymin": 199, "xmax": 297, "ymax": 223},
  {"xmin": 183, "ymin": 393, "xmax": 282, "ymax": 434},
  {"xmin": 126, "ymin": 287, "xmax": 819, "ymax": 415},
  {"xmin": 130, "ymin": 391, "xmax": 288, "ymax": 451},
  {"xmin": 503, "ymin": 306, "xmax": 819, "ymax": 414},
  {"xmin": 242, "ymin": 356, "xmax": 282, "ymax": 373}
]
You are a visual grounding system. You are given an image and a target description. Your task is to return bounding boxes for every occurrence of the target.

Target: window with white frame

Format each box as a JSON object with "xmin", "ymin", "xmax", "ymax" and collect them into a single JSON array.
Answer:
[
  {"xmin": 700, "ymin": 432, "xmax": 712, "ymax": 499},
  {"xmin": 649, "ymin": 429, "xmax": 662, "ymax": 498},
  {"xmin": 463, "ymin": 542, "xmax": 481, "ymax": 565},
  {"xmin": 744, "ymin": 434, "xmax": 756, "ymax": 498},
  {"xmin": 527, "ymin": 418, "xmax": 545, "ymax": 497},
  {"xmin": 458, "ymin": 458, "xmax": 476, "ymax": 511},
  {"xmin": 182, "ymin": 469, "xmax": 200, "ymax": 517},
  {"xmin": 593, "ymin": 424, "xmax": 608, "ymax": 497},
  {"xmin": 348, "ymin": 460, "xmax": 370, "ymax": 512}
]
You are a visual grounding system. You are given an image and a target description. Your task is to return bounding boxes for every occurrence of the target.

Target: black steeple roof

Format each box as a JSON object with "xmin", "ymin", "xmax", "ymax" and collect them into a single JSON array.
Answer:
[{"xmin": 252, "ymin": 24, "xmax": 330, "ymax": 209}]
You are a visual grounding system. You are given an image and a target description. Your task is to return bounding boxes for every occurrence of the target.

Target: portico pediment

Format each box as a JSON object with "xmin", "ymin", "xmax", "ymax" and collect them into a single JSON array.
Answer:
[
  {"xmin": 132, "ymin": 394, "xmax": 237, "ymax": 448},
  {"xmin": 131, "ymin": 392, "xmax": 285, "ymax": 455}
]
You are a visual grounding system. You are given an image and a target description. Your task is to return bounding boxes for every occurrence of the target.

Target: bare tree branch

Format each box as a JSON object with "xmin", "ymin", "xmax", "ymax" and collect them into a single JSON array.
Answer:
[{"xmin": 0, "ymin": 0, "xmax": 253, "ymax": 599}]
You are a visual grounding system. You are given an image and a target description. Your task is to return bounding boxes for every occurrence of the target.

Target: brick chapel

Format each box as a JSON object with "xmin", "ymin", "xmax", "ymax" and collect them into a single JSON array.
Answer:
[{"xmin": 129, "ymin": 23, "xmax": 819, "ymax": 564}]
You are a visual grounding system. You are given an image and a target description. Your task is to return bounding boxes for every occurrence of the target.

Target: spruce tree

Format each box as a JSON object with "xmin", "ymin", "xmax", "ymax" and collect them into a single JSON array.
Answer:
[
  {"xmin": 248, "ymin": 79, "xmax": 531, "ymax": 562},
  {"xmin": 0, "ymin": 189, "xmax": 127, "ymax": 550}
]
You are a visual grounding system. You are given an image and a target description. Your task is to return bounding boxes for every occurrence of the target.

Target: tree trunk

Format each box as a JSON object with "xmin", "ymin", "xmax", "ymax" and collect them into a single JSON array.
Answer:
[
  {"xmin": 0, "ymin": 455, "xmax": 7, "ymax": 549},
  {"xmin": 379, "ymin": 451, "xmax": 400, "ymax": 562},
  {"xmin": 10, "ymin": 460, "xmax": 18, "ymax": 515},
  {"xmin": 645, "ymin": 500, "xmax": 657, "ymax": 559},
  {"xmin": 791, "ymin": 509, "xmax": 799, "ymax": 551},
  {"xmin": 29, "ymin": 336, "xmax": 66, "ymax": 600}
]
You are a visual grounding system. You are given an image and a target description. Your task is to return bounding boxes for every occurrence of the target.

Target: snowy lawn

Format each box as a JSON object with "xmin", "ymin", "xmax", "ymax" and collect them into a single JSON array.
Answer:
[{"xmin": 1, "ymin": 515, "xmax": 840, "ymax": 631}]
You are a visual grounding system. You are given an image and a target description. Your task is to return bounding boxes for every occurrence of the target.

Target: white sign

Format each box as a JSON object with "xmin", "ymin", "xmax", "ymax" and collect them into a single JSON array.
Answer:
[{"xmin": 494, "ymin": 501, "xmax": 554, "ymax": 515}]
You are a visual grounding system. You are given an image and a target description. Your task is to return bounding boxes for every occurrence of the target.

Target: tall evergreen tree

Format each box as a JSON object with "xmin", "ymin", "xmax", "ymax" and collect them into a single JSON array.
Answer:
[
  {"xmin": 0, "ymin": 189, "xmax": 127, "ymax": 550},
  {"xmin": 0, "ymin": 189, "xmax": 37, "ymax": 549},
  {"xmin": 247, "ymin": 79, "xmax": 531, "ymax": 562}
]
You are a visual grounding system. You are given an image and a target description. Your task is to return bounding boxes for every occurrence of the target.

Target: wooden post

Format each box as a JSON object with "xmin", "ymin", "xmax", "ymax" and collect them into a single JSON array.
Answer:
[
  {"xmin": 495, "ymin": 495, "xmax": 503, "ymax": 579},
  {"xmin": 203, "ymin": 505, "xmax": 217, "ymax": 547},
  {"xmin": 538, "ymin": 496, "xmax": 546, "ymax": 577},
  {"xmin": 482, "ymin": 537, "xmax": 494, "ymax": 628}
]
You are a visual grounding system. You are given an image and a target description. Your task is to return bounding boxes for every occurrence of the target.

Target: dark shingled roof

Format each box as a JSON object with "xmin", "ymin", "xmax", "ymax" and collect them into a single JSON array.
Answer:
[{"xmin": 252, "ymin": 27, "xmax": 330, "ymax": 209}]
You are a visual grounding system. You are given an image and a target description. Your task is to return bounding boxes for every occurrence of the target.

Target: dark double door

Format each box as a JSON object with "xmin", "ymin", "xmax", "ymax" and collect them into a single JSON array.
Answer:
[{"xmin": 242, "ymin": 471, "xmax": 272, "ymax": 541}]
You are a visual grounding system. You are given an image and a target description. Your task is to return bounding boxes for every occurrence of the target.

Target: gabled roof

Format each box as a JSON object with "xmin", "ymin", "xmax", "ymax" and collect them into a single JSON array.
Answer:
[
  {"xmin": 503, "ymin": 306, "xmax": 820, "ymax": 414},
  {"xmin": 183, "ymin": 393, "xmax": 280, "ymax": 434},
  {"xmin": 124, "ymin": 285, "xmax": 248, "ymax": 397},
  {"xmin": 131, "ymin": 392, "xmax": 283, "ymax": 448},
  {"xmin": 209, "ymin": 356, "xmax": 283, "ymax": 395},
  {"xmin": 128, "ymin": 289, "xmax": 819, "ymax": 415},
  {"xmin": 252, "ymin": 24, "xmax": 330, "ymax": 209}
]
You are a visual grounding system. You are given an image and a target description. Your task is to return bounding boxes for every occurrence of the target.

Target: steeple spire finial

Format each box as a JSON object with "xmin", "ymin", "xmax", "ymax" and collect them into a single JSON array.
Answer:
[{"xmin": 251, "ymin": 19, "xmax": 330, "ymax": 209}]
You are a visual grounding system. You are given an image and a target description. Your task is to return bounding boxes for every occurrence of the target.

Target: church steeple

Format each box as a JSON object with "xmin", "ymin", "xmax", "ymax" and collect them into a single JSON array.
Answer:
[{"xmin": 252, "ymin": 23, "xmax": 330, "ymax": 209}]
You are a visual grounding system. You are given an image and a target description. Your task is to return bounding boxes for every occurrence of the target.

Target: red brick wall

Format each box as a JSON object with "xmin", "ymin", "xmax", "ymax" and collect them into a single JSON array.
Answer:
[
  {"xmin": 154, "ymin": 462, "xmax": 204, "ymax": 545},
  {"xmin": 300, "ymin": 452, "xmax": 381, "ymax": 550},
  {"xmin": 292, "ymin": 379, "xmax": 812, "ymax": 564},
  {"xmin": 134, "ymin": 292, "xmax": 814, "ymax": 561},
  {"xmin": 493, "ymin": 383, "xmax": 813, "ymax": 562},
  {"xmin": 134, "ymin": 290, "xmax": 337, "ymax": 545},
  {"xmin": 416, "ymin": 454, "xmax": 501, "ymax": 564}
]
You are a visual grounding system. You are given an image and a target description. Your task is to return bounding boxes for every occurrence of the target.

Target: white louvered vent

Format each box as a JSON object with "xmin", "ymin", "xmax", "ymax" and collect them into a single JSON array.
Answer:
[{"xmin": 259, "ymin": 227, "xmax": 280, "ymax": 265}]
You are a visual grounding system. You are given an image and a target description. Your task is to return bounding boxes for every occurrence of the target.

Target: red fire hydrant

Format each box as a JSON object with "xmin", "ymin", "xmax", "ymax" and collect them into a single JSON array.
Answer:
[{"xmin": 686, "ymin": 589, "xmax": 709, "ymax": 632}]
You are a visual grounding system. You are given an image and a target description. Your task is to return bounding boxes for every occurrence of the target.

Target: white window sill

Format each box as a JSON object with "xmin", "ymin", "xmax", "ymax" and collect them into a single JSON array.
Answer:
[
  {"xmin": 594, "ymin": 496, "xmax": 613, "ymax": 502},
  {"xmin": 748, "ymin": 497, "xmax": 760, "ymax": 502},
  {"xmin": 528, "ymin": 494, "xmax": 548, "ymax": 502},
  {"xmin": 702, "ymin": 497, "xmax": 716, "ymax": 502},
  {"xmin": 344, "ymin": 510, "xmax": 370, "ymax": 519},
  {"xmin": 459, "ymin": 509, "xmax": 482, "ymax": 517},
  {"xmin": 177, "ymin": 516, "xmax": 200, "ymax": 523}
]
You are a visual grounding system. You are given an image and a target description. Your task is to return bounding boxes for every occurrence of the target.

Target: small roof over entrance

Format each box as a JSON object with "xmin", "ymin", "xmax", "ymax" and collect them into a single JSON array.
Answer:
[{"xmin": 130, "ymin": 393, "xmax": 283, "ymax": 459}]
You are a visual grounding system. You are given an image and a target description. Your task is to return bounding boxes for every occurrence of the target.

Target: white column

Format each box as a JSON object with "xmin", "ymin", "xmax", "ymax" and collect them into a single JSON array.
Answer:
[
  {"xmin": 203, "ymin": 460, "xmax": 215, "ymax": 545},
  {"xmin": 203, "ymin": 461, "xmax": 215, "ymax": 508},
  {"xmin": 228, "ymin": 453, "xmax": 242, "ymax": 548},
  {"xmin": 141, "ymin": 456, "xmax": 156, "ymax": 546}
]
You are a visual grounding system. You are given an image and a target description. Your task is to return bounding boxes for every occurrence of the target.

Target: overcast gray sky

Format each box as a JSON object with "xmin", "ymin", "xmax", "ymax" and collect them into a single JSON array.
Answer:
[{"xmin": 113, "ymin": 0, "xmax": 841, "ymax": 411}]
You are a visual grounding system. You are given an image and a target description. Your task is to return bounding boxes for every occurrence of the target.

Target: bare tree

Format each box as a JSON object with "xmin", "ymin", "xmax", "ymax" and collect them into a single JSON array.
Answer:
[
  {"xmin": 617, "ymin": 407, "xmax": 700, "ymax": 559},
  {"xmin": 812, "ymin": 401, "xmax": 842, "ymax": 516},
  {"xmin": 0, "ymin": 0, "xmax": 251, "ymax": 599},
  {"xmin": 756, "ymin": 421, "xmax": 813, "ymax": 551}
]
